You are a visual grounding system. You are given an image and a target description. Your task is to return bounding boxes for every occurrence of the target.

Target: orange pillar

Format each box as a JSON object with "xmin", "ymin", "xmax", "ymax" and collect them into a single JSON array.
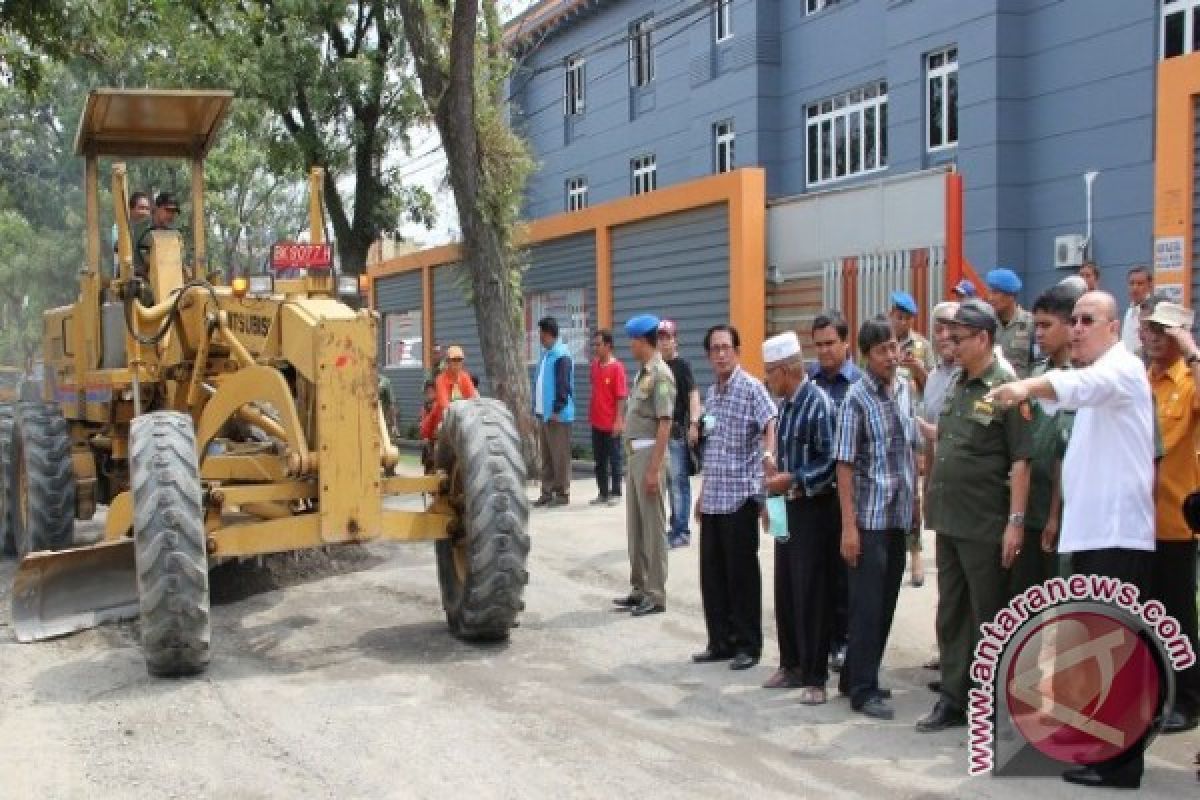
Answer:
[
  {"xmin": 945, "ymin": 171, "xmax": 964, "ymax": 294},
  {"xmin": 595, "ymin": 226, "xmax": 612, "ymax": 329},
  {"xmin": 843, "ymin": 256, "xmax": 859, "ymax": 348},
  {"xmin": 911, "ymin": 248, "xmax": 929, "ymax": 335}
]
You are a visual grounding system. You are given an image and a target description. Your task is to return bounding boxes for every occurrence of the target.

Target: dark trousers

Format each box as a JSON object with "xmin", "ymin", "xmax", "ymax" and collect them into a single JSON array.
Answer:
[
  {"xmin": 838, "ymin": 528, "xmax": 906, "ymax": 707},
  {"xmin": 832, "ymin": 553, "xmax": 849, "ymax": 651},
  {"xmin": 538, "ymin": 419, "xmax": 572, "ymax": 496},
  {"xmin": 1149, "ymin": 539, "xmax": 1199, "ymax": 718},
  {"xmin": 936, "ymin": 534, "xmax": 1010, "ymax": 711},
  {"xmin": 590, "ymin": 427, "xmax": 623, "ymax": 498},
  {"xmin": 775, "ymin": 493, "xmax": 839, "ymax": 686},
  {"xmin": 1071, "ymin": 547, "xmax": 1155, "ymax": 784},
  {"xmin": 700, "ymin": 499, "xmax": 763, "ymax": 657}
]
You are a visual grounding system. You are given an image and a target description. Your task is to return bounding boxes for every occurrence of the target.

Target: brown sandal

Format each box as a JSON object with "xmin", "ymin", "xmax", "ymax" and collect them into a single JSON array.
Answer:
[{"xmin": 798, "ymin": 687, "xmax": 827, "ymax": 705}]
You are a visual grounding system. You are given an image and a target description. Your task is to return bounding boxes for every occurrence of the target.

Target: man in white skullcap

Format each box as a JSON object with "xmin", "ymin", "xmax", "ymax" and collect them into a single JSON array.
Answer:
[{"xmin": 760, "ymin": 332, "xmax": 839, "ymax": 703}]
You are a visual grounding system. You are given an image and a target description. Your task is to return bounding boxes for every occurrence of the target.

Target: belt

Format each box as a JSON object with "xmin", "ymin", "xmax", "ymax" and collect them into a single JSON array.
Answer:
[
  {"xmin": 786, "ymin": 488, "xmax": 835, "ymax": 502},
  {"xmin": 630, "ymin": 438, "xmax": 656, "ymax": 451}
]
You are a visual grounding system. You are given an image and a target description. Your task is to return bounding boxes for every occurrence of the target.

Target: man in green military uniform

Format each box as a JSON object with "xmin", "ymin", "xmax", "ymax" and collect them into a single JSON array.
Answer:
[
  {"xmin": 986, "ymin": 267, "xmax": 1036, "ymax": 377},
  {"xmin": 612, "ymin": 314, "xmax": 675, "ymax": 617},
  {"xmin": 1011, "ymin": 284, "xmax": 1081, "ymax": 594},
  {"xmin": 134, "ymin": 192, "xmax": 181, "ymax": 278},
  {"xmin": 917, "ymin": 298, "xmax": 1032, "ymax": 733}
]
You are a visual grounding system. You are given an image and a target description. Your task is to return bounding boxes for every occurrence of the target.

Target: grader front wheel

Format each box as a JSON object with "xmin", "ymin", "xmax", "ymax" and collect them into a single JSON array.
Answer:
[
  {"xmin": 10, "ymin": 403, "xmax": 75, "ymax": 559},
  {"xmin": 434, "ymin": 398, "xmax": 530, "ymax": 641},
  {"xmin": 130, "ymin": 412, "xmax": 211, "ymax": 677}
]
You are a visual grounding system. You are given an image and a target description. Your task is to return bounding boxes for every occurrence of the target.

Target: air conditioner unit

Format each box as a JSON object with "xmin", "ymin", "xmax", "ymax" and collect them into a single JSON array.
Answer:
[{"xmin": 1054, "ymin": 234, "xmax": 1086, "ymax": 269}]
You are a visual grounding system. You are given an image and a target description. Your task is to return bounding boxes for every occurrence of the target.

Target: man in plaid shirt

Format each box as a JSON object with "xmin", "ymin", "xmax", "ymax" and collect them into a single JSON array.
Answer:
[
  {"xmin": 691, "ymin": 324, "xmax": 778, "ymax": 672},
  {"xmin": 833, "ymin": 316, "xmax": 920, "ymax": 720}
]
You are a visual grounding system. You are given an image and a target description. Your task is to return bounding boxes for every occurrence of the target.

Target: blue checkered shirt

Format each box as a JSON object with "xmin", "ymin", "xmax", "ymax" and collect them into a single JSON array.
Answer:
[
  {"xmin": 777, "ymin": 379, "xmax": 836, "ymax": 497},
  {"xmin": 832, "ymin": 369, "xmax": 919, "ymax": 530},
  {"xmin": 700, "ymin": 367, "xmax": 777, "ymax": 514}
]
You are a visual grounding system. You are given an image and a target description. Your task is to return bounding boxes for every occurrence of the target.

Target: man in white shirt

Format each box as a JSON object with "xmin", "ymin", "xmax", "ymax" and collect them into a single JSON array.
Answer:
[
  {"xmin": 1120, "ymin": 266, "xmax": 1153, "ymax": 354},
  {"xmin": 986, "ymin": 291, "xmax": 1154, "ymax": 790}
]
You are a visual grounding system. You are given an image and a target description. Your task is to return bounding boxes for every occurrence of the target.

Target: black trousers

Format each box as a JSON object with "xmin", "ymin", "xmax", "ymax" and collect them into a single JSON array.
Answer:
[
  {"xmin": 832, "ymin": 551, "xmax": 849, "ymax": 651},
  {"xmin": 838, "ymin": 528, "xmax": 906, "ymax": 708},
  {"xmin": 1070, "ymin": 548, "xmax": 1155, "ymax": 784},
  {"xmin": 591, "ymin": 427, "xmax": 623, "ymax": 498},
  {"xmin": 700, "ymin": 499, "xmax": 763, "ymax": 657},
  {"xmin": 1149, "ymin": 539, "xmax": 1199, "ymax": 718},
  {"xmin": 775, "ymin": 493, "xmax": 839, "ymax": 686}
]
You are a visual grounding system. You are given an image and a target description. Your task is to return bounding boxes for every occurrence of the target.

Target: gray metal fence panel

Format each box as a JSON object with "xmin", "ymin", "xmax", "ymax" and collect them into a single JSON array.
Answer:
[{"xmin": 432, "ymin": 263, "xmax": 487, "ymax": 396}]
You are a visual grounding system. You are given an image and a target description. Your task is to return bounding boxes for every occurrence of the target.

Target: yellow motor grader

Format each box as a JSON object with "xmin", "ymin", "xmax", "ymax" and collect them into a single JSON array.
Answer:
[{"xmin": 0, "ymin": 89, "xmax": 530, "ymax": 676}]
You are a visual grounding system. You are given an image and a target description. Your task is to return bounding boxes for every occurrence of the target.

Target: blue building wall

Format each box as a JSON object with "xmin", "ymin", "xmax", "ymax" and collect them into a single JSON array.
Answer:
[{"xmin": 510, "ymin": 0, "xmax": 1159, "ymax": 306}]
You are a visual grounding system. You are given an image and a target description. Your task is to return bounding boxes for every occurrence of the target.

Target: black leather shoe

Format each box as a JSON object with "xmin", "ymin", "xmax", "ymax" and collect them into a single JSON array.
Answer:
[
  {"xmin": 927, "ymin": 680, "xmax": 942, "ymax": 693},
  {"xmin": 1162, "ymin": 708, "xmax": 1199, "ymax": 734},
  {"xmin": 612, "ymin": 594, "xmax": 642, "ymax": 608},
  {"xmin": 532, "ymin": 493, "xmax": 553, "ymax": 507},
  {"xmin": 1061, "ymin": 766, "xmax": 1140, "ymax": 790},
  {"xmin": 692, "ymin": 648, "xmax": 732, "ymax": 663},
  {"xmin": 630, "ymin": 598, "xmax": 665, "ymax": 616},
  {"xmin": 857, "ymin": 696, "xmax": 894, "ymax": 720},
  {"xmin": 837, "ymin": 687, "xmax": 892, "ymax": 699},
  {"xmin": 916, "ymin": 699, "xmax": 966, "ymax": 733},
  {"xmin": 730, "ymin": 652, "xmax": 759, "ymax": 670}
]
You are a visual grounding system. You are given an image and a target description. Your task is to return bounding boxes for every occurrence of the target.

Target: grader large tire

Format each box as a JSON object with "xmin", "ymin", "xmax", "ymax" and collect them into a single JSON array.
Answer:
[
  {"xmin": 10, "ymin": 403, "xmax": 74, "ymax": 559},
  {"xmin": 434, "ymin": 398, "xmax": 530, "ymax": 641},
  {"xmin": 130, "ymin": 412, "xmax": 210, "ymax": 677},
  {"xmin": 0, "ymin": 405, "xmax": 14, "ymax": 556}
]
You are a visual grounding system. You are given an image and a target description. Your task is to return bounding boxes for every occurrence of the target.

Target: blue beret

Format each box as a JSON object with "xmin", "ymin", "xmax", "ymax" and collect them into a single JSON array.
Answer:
[
  {"xmin": 952, "ymin": 279, "xmax": 977, "ymax": 298},
  {"xmin": 985, "ymin": 268, "xmax": 1022, "ymax": 294},
  {"xmin": 890, "ymin": 290, "xmax": 918, "ymax": 315},
  {"xmin": 624, "ymin": 314, "xmax": 660, "ymax": 338}
]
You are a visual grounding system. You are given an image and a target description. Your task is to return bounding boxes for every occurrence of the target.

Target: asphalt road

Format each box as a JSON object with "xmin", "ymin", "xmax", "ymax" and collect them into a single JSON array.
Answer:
[{"xmin": 0, "ymin": 476, "xmax": 1194, "ymax": 799}]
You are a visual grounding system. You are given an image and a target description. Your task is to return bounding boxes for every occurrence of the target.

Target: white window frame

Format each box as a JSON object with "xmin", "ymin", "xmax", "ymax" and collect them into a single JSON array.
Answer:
[
  {"xmin": 926, "ymin": 46, "xmax": 958, "ymax": 152},
  {"xmin": 564, "ymin": 55, "xmax": 585, "ymax": 115},
  {"xmin": 566, "ymin": 176, "xmax": 588, "ymax": 212},
  {"xmin": 714, "ymin": 0, "xmax": 733, "ymax": 42},
  {"xmin": 805, "ymin": 81, "xmax": 888, "ymax": 188},
  {"xmin": 714, "ymin": 119, "xmax": 735, "ymax": 174},
  {"xmin": 629, "ymin": 17, "xmax": 654, "ymax": 88},
  {"xmin": 806, "ymin": 0, "xmax": 839, "ymax": 15},
  {"xmin": 1162, "ymin": 0, "xmax": 1200, "ymax": 59},
  {"xmin": 631, "ymin": 155, "xmax": 657, "ymax": 195}
]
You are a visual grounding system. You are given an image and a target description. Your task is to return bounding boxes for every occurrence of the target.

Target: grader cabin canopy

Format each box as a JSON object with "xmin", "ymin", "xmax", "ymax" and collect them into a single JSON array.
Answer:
[{"xmin": 73, "ymin": 88, "xmax": 233, "ymax": 159}]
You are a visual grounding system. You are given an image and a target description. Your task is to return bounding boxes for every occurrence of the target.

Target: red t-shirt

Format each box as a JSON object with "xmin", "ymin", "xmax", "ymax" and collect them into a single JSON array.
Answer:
[{"xmin": 589, "ymin": 358, "xmax": 628, "ymax": 433}]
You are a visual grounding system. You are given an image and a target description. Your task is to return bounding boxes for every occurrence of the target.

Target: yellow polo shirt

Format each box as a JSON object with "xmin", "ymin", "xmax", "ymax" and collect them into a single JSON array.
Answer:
[{"xmin": 1150, "ymin": 358, "xmax": 1200, "ymax": 541}]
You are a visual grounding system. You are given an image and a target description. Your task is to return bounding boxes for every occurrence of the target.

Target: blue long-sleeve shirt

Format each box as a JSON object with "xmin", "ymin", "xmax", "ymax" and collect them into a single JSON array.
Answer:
[{"xmin": 777, "ymin": 378, "xmax": 836, "ymax": 496}]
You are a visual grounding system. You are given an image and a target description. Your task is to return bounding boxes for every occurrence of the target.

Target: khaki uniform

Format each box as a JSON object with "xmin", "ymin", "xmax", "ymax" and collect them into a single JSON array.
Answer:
[
  {"xmin": 623, "ymin": 353, "xmax": 676, "ymax": 606},
  {"xmin": 927, "ymin": 358, "xmax": 1033, "ymax": 711},
  {"xmin": 898, "ymin": 331, "xmax": 937, "ymax": 404},
  {"xmin": 996, "ymin": 307, "xmax": 1035, "ymax": 378}
]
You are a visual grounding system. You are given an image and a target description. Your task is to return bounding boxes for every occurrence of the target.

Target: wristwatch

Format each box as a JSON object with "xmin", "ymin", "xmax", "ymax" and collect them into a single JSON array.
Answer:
[
  {"xmin": 1187, "ymin": 352, "xmax": 1200, "ymax": 367},
  {"xmin": 1008, "ymin": 512, "xmax": 1025, "ymax": 526}
]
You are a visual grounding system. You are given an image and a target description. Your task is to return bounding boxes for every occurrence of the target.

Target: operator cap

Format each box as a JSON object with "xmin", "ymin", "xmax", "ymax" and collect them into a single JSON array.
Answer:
[
  {"xmin": 890, "ymin": 291, "xmax": 918, "ymax": 315},
  {"xmin": 985, "ymin": 268, "xmax": 1022, "ymax": 294},
  {"xmin": 445, "ymin": 345, "xmax": 465, "ymax": 360},
  {"xmin": 155, "ymin": 191, "xmax": 180, "ymax": 212},
  {"xmin": 624, "ymin": 314, "xmax": 660, "ymax": 338},
  {"xmin": 952, "ymin": 298, "xmax": 999, "ymax": 334}
]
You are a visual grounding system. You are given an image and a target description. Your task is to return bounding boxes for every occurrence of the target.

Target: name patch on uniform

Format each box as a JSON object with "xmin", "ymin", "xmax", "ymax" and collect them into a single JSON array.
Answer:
[{"xmin": 973, "ymin": 399, "xmax": 995, "ymax": 416}]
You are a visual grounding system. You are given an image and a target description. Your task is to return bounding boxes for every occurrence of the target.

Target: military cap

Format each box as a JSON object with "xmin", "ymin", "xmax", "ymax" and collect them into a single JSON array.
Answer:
[
  {"xmin": 890, "ymin": 290, "xmax": 918, "ymax": 315},
  {"xmin": 624, "ymin": 314, "xmax": 660, "ymax": 337},
  {"xmin": 985, "ymin": 268, "xmax": 1022, "ymax": 294},
  {"xmin": 952, "ymin": 298, "xmax": 999, "ymax": 333},
  {"xmin": 952, "ymin": 279, "xmax": 977, "ymax": 298},
  {"xmin": 155, "ymin": 191, "xmax": 181, "ymax": 211}
]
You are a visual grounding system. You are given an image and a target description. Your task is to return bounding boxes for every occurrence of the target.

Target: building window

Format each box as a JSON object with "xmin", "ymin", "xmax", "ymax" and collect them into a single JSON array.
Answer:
[
  {"xmin": 806, "ymin": 81, "xmax": 888, "ymax": 187},
  {"xmin": 384, "ymin": 310, "xmax": 423, "ymax": 368},
  {"xmin": 566, "ymin": 177, "xmax": 588, "ymax": 211},
  {"xmin": 714, "ymin": 0, "xmax": 733, "ymax": 42},
  {"xmin": 714, "ymin": 120, "xmax": 735, "ymax": 174},
  {"xmin": 631, "ymin": 155, "xmax": 657, "ymax": 195},
  {"xmin": 1163, "ymin": 0, "xmax": 1200, "ymax": 58},
  {"xmin": 926, "ymin": 47, "xmax": 958, "ymax": 151},
  {"xmin": 564, "ymin": 56, "xmax": 585, "ymax": 115},
  {"xmin": 629, "ymin": 17, "xmax": 654, "ymax": 87},
  {"xmin": 806, "ymin": 0, "xmax": 840, "ymax": 15}
]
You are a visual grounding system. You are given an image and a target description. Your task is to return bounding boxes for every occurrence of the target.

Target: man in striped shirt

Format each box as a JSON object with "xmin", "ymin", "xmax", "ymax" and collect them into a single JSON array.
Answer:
[
  {"xmin": 833, "ymin": 317, "xmax": 920, "ymax": 720},
  {"xmin": 761, "ymin": 332, "xmax": 838, "ymax": 704}
]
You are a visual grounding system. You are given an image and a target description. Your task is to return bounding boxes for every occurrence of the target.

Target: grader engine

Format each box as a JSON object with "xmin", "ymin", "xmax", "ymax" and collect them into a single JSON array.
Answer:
[{"xmin": 0, "ymin": 89, "xmax": 530, "ymax": 677}]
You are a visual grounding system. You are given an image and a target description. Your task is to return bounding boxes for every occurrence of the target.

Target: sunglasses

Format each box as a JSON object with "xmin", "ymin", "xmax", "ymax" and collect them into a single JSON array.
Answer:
[
  {"xmin": 447, "ymin": 357, "xmax": 464, "ymax": 362},
  {"xmin": 1070, "ymin": 314, "xmax": 1097, "ymax": 327}
]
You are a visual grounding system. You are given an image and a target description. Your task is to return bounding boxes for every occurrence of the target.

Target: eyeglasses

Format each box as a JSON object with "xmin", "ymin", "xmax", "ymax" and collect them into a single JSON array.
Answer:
[
  {"xmin": 447, "ymin": 357, "xmax": 464, "ymax": 363},
  {"xmin": 707, "ymin": 343, "xmax": 735, "ymax": 354},
  {"xmin": 948, "ymin": 332, "xmax": 979, "ymax": 345},
  {"xmin": 1070, "ymin": 314, "xmax": 1097, "ymax": 327}
]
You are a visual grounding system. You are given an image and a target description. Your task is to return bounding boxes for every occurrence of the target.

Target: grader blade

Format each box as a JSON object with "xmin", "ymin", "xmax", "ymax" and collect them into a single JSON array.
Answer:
[{"xmin": 11, "ymin": 540, "xmax": 139, "ymax": 642}]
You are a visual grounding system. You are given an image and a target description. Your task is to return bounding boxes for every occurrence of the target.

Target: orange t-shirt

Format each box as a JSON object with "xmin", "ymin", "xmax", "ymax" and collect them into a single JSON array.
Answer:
[
  {"xmin": 1150, "ymin": 358, "xmax": 1200, "ymax": 541},
  {"xmin": 419, "ymin": 370, "xmax": 478, "ymax": 440}
]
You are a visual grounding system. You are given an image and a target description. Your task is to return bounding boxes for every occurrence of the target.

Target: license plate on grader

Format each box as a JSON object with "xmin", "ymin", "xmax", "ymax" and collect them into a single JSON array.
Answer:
[{"xmin": 0, "ymin": 89, "xmax": 530, "ymax": 677}]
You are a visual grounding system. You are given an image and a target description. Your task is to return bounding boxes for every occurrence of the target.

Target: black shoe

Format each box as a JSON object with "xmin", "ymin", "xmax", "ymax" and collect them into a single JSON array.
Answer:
[
  {"xmin": 730, "ymin": 652, "xmax": 759, "ymax": 670},
  {"xmin": 1162, "ymin": 708, "xmax": 1199, "ymax": 734},
  {"xmin": 630, "ymin": 598, "xmax": 665, "ymax": 617},
  {"xmin": 927, "ymin": 680, "xmax": 942, "ymax": 693},
  {"xmin": 549, "ymin": 493, "xmax": 570, "ymax": 507},
  {"xmin": 857, "ymin": 696, "xmax": 894, "ymax": 720},
  {"xmin": 1061, "ymin": 766, "xmax": 1140, "ymax": 790},
  {"xmin": 838, "ymin": 687, "xmax": 892, "ymax": 700},
  {"xmin": 916, "ymin": 699, "xmax": 966, "ymax": 733},
  {"xmin": 829, "ymin": 645, "xmax": 847, "ymax": 673},
  {"xmin": 533, "ymin": 493, "xmax": 553, "ymax": 507},
  {"xmin": 692, "ymin": 648, "xmax": 733, "ymax": 663},
  {"xmin": 612, "ymin": 594, "xmax": 642, "ymax": 609},
  {"xmin": 589, "ymin": 494, "xmax": 610, "ymax": 506}
]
